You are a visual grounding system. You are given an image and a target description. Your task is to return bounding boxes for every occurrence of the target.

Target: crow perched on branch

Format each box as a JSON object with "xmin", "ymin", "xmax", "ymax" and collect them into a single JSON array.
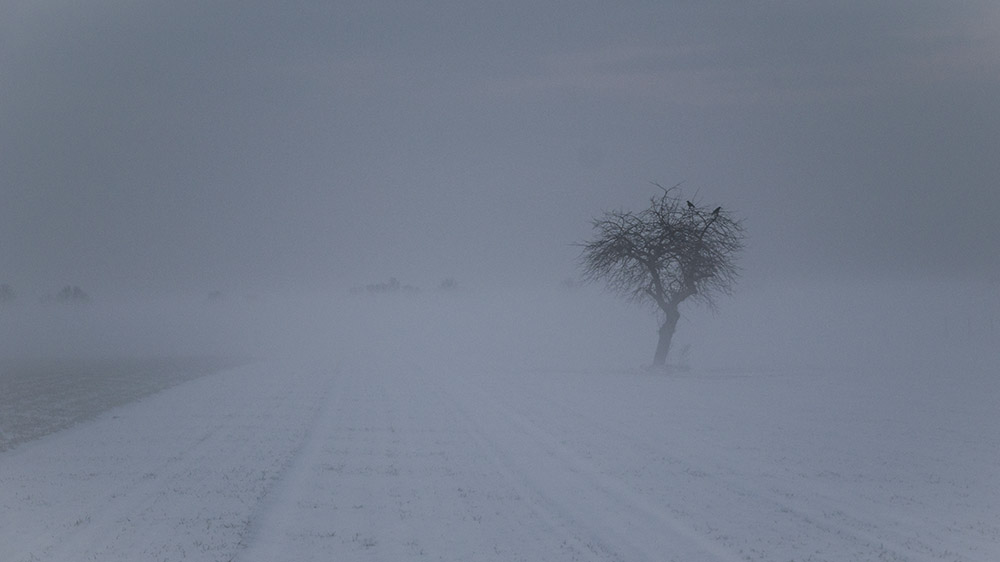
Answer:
[
  {"xmin": 712, "ymin": 206, "xmax": 721, "ymax": 215},
  {"xmin": 686, "ymin": 201, "xmax": 695, "ymax": 209}
]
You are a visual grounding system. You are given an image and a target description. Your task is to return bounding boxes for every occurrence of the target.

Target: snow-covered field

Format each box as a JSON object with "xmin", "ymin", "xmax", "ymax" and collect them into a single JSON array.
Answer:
[
  {"xmin": 0, "ymin": 357, "xmax": 244, "ymax": 452},
  {"xmin": 1, "ymin": 282, "xmax": 998, "ymax": 561}
]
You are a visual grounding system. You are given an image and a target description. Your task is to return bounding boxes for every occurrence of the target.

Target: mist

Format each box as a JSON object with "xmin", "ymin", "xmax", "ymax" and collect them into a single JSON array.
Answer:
[
  {"xmin": 3, "ymin": 1, "xmax": 999, "ymax": 296},
  {"xmin": 3, "ymin": 276, "xmax": 996, "ymax": 383},
  {"xmin": 6, "ymin": 4, "xmax": 1000, "ymax": 558},
  {"xmin": 4, "ymin": 1, "xmax": 998, "ymax": 375}
]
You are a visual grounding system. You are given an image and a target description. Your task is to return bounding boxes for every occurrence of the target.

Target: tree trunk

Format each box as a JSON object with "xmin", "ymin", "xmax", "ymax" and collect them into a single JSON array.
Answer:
[{"xmin": 652, "ymin": 304, "xmax": 681, "ymax": 368}]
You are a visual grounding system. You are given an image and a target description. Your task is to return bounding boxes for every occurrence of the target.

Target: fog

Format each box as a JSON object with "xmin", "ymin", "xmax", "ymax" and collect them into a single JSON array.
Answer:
[
  {"xmin": 2, "ymin": 1, "xmax": 999, "ymax": 373},
  {"xmin": 2, "ymin": 278, "xmax": 997, "ymax": 384}
]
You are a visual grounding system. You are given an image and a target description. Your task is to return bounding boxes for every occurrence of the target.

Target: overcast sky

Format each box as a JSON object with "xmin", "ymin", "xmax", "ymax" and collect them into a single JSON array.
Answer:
[{"xmin": 2, "ymin": 1, "xmax": 998, "ymax": 295}]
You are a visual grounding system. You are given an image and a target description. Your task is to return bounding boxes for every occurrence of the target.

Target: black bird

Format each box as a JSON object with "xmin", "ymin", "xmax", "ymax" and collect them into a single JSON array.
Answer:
[
  {"xmin": 686, "ymin": 201, "xmax": 695, "ymax": 209},
  {"xmin": 712, "ymin": 206, "xmax": 721, "ymax": 215}
]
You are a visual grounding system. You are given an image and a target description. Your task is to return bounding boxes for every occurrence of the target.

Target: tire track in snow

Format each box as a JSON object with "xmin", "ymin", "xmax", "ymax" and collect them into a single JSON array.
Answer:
[
  {"xmin": 479, "ymin": 372, "xmax": 965, "ymax": 562},
  {"xmin": 428, "ymin": 367, "xmax": 746, "ymax": 562},
  {"xmin": 232, "ymin": 366, "xmax": 341, "ymax": 562},
  {"xmin": 231, "ymin": 359, "xmax": 644, "ymax": 561},
  {"xmin": 0, "ymin": 361, "xmax": 332, "ymax": 562}
]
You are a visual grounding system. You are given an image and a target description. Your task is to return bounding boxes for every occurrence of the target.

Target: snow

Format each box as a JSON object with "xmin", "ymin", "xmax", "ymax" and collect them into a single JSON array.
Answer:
[
  {"xmin": 1, "ymin": 285, "xmax": 998, "ymax": 561},
  {"xmin": 0, "ymin": 357, "xmax": 244, "ymax": 452}
]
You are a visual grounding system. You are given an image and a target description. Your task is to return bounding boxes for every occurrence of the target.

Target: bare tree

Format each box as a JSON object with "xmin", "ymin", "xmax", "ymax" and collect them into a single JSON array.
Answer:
[{"xmin": 579, "ymin": 185, "xmax": 745, "ymax": 368}]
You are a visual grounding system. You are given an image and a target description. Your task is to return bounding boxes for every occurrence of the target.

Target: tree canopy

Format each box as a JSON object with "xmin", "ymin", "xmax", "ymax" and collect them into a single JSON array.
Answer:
[{"xmin": 580, "ymin": 185, "xmax": 745, "ymax": 367}]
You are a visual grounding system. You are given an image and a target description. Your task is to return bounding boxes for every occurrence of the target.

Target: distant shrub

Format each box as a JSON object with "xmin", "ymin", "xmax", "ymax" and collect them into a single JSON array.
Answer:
[
  {"xmin": 351, "ymin": 277, "xmax": 420, "ymax": 295},
  {"xmin": 55, "ymin": 285, "xmax": 91, "ymax": 304}
]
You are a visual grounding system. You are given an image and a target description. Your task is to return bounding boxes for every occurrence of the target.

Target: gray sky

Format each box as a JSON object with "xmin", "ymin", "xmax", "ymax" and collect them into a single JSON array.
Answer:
[{"xmin": 3, "ymin": 1, "xmax": 998, "ymax": 295}]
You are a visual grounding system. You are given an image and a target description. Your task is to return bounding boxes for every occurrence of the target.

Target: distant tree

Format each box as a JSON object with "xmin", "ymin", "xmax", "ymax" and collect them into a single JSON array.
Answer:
[
  {"xmin": 579, "ymin": 185, "xmax": 745, "ymax": 368},
  {"xmin": 354, "ymin": 277, "xmax": 421, "ymax": 295},
  {"xmin": 375, "ymin": 277, "xmax": 402, "ymax": 293},
  {"xmin": 55, "ymin": 285, "xmax": 91, "ymax": 304}
]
